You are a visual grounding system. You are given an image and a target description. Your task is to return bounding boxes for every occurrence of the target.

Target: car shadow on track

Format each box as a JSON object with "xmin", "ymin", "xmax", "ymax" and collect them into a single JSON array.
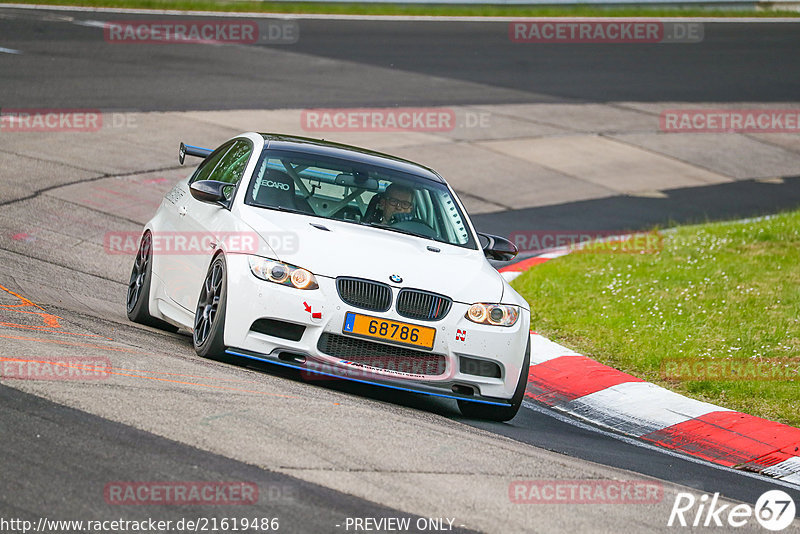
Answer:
[{"xmin": 225, "ymin": 352, "xmax": 497, "ymax": 422}]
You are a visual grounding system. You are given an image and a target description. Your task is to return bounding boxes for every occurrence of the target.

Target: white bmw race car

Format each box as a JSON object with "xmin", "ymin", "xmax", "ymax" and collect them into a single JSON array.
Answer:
[{"xmin": 126, "ymin": 132, "xmax": 531, "ymax": 420}]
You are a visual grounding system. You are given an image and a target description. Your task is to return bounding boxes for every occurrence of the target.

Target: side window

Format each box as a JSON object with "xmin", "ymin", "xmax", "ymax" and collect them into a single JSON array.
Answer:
[
  {"xmin": 190, "ymin": 141, "xmax": 234, "ymax": 184},
  {"xmin": 210, "ymin": 140, "xmax": 253, "ymax": 186}
]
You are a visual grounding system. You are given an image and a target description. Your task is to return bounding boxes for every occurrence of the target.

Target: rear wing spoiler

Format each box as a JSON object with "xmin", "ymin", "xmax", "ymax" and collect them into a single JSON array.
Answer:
[{"xmin": 179, "ymin": 142, "xmax": 213, "ymax": 165}]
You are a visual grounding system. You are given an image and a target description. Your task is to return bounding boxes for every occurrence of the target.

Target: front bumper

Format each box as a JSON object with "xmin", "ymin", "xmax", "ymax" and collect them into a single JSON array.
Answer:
[
  {"xmin": 225, "ymin": 347, "xmax": 513, "ymax": 406},
  {"xmin": 223, "ymin": 254, "xmax": 530, "ymax": 401}
]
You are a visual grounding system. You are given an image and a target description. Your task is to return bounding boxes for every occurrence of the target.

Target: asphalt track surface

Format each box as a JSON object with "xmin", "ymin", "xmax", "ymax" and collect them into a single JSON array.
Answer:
[
  {"xmin": 2, "ymin": 385, "xmax": 477, "ymax": 534},
  {"xmin": 1, "ymin": 11, "xmax": 800, "ymax": 110},
  {"xmin": 1, "ymin": 7, "xmax": 800, "ymax": 532}
]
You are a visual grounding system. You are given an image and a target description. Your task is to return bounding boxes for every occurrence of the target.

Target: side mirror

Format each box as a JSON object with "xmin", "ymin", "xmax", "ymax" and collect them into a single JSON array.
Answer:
[
  {"xmin": 478, "ymin": 232, "xmax": 518, "ymax": 262},
  {"xmin": 190, "ymin": 180, "xmax": 233, "ymax": 206}
]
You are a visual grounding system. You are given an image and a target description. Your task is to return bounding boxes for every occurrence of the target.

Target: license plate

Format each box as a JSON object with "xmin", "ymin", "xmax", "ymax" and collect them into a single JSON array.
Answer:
[{"xmin": 342, "ymin": 312, "xmax": 435, "ymax": 350}]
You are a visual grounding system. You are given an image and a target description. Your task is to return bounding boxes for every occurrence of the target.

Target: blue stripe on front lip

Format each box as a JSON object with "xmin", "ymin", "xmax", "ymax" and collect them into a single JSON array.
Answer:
[{"xmin": 224, "ymin": 349, "xmax": 508, "ymax": 406}]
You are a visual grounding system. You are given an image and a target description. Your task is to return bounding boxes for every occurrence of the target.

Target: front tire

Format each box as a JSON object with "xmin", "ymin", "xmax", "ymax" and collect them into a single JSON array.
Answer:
[
  {"xmin": 126, "ymin": 231, "xmax": 177, "ymax": 332},
  {"xmin": 458, "ymin": 336, "xmax": 531, "ymax": 422},
  {"xmin": 193, "ymin": 255, "xmax": 228, "ymax": 360}
]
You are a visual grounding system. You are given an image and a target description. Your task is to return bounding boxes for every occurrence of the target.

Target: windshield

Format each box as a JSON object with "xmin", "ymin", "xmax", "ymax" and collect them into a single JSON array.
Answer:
[{"xmin": 244, "ymin": 149, "xmax": 477, "ymax": 249}]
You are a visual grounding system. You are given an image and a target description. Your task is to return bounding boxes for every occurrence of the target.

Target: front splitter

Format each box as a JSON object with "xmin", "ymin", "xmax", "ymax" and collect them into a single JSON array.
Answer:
[{"xmin": 225, "ymin": 348, "xmax": 511, "ymax": 407}]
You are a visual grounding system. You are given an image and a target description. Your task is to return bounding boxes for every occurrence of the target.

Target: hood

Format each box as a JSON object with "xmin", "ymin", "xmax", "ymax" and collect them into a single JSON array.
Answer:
[{"xmin": 237, "ymin": 207, "xmax": 504, "ymax": 304}]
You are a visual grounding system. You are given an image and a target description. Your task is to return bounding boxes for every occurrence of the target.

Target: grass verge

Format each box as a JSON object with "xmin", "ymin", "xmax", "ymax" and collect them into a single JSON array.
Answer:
[
  {"xmin": 3, "ymin": 0, "xmax": 799, "ymax": 18},
  {"xmin": 513, "ymin": 211, "xmax": 800, "ymax": 427}
]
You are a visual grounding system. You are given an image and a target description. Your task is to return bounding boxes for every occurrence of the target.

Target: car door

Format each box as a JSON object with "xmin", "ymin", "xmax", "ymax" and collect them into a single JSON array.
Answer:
[
  {"xmin": 170, "ymin": 138, "xmax": 254, "ymax": 311},
  {"xmin": 158, "ymin": 140, "xmax": 235, "ymax": 308}
]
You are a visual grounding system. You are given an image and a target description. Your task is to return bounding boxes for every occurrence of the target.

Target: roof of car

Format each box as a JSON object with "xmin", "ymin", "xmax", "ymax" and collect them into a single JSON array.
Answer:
[{"xmin": 259, "ymin": 133, "xmax": 445, "ymax": 183}]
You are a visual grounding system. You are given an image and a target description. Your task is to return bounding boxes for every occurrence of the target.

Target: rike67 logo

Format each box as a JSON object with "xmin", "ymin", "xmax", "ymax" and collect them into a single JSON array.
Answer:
[{"xmin": 668, "ymin": 490, "xmax": 796, "ymax": 531}]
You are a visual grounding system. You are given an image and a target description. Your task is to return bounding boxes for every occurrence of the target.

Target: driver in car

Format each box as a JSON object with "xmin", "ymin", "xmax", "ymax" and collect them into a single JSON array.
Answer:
[{"xmin": 378, "ymin": 184, "xmax": 415, "ymax": 224}]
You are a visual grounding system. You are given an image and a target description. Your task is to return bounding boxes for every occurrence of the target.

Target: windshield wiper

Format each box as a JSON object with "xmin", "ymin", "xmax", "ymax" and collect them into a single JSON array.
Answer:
[
  {"xmin": 259, "ymin": 204, "xmax": 311, "ymax": 216},
  {"xmin": 365, "ymin": 221, "xmax": 456, "ymax": 247},
  {"xmin": 365, "ymin": 222, "xmax": 424, "ymax": 239}
]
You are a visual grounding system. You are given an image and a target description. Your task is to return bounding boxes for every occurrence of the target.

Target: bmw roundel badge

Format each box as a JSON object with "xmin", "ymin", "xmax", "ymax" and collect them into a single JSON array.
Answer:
[{"xmin": 390, "ymin": 274, "xmax": 403, "ymax": 283}]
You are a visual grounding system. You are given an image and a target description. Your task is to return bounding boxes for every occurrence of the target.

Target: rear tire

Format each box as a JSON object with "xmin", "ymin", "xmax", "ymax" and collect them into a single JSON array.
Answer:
[
  {"xmin": 126, "ymin": 231, "xmax": 178, "ymax": 332},
  {"xmin": 193, "ymin": 255, "xmax": 228, "ymax": 360},
  {"xmin": 458, "ymin": 336, "xmax": 531, "ymax": 422}
]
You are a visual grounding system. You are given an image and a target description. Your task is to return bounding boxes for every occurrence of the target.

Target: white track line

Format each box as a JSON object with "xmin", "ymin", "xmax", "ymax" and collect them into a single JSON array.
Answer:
[
  {"xmin": 71, "ymin": 19, "xmax": 105, "ymax": 28},
  {"xmin": 538, "ymin": 248, "xmax": 572, "ymax": 259},
  {"xmin": 1, "ymin": 4, "xmax": 800, "ymax": 22},
  {"xmin": 0, "ymin": 46, "xmax": 21, "ymax": 54},
  {"xmin": 522, "ymin": 399, "xmax": 800, "ymax": 491}
]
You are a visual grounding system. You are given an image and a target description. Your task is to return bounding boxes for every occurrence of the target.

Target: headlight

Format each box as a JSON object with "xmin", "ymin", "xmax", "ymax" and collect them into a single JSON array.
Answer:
[
  {"xmin": 248, "ymin": 256, "xmax": 319, "ymax": 290},
  {"xmin": 465, "ymin": 303, "xmax": 519, "ymax": 327}
]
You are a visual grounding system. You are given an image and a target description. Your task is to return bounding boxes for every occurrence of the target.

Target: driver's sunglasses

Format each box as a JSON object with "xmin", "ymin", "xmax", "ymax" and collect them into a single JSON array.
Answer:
[{"xmin": 385, "ymin": 197, "xmax": 413, "ymax": 210}]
